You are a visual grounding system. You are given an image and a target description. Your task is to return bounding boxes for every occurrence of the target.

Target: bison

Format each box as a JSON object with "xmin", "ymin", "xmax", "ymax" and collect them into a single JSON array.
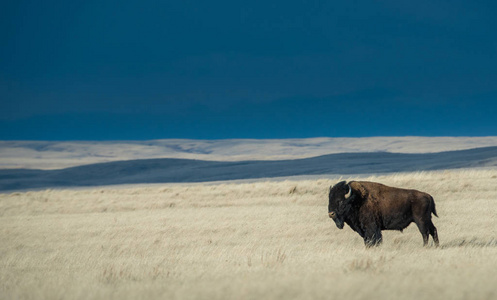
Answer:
[{"xmin": 328, "ymin": 181, "xmax": 439, "ymax": 247}]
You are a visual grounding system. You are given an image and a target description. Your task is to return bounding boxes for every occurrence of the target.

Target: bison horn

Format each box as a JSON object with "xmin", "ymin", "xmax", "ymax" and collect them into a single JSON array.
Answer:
[{"xmin": 344, "ymin": 185, "xmax": 352, "ymax": 199}]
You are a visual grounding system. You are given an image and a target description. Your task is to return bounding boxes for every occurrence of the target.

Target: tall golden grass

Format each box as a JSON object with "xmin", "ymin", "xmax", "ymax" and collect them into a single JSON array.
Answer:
[{"xmin": 1, "ymin": 169, "xmax": 496, "ymax": 300}]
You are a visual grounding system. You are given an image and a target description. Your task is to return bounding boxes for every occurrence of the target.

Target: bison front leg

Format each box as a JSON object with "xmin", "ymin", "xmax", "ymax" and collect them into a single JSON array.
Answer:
[{"xmin": 363, "ymin": 228, "xmax": 382, "ymax": 248}]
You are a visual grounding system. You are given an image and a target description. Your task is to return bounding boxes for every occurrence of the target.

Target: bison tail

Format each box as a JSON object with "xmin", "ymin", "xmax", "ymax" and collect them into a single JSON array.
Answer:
[{"xmin": 430, "ymin": 196, "xmax": 439, "ymax": 218}]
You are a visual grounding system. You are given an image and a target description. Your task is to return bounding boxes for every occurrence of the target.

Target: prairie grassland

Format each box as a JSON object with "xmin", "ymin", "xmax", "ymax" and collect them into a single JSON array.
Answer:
[{"xmin": 1, "ymin": 169, "xmax": 497, "ymax": 300}]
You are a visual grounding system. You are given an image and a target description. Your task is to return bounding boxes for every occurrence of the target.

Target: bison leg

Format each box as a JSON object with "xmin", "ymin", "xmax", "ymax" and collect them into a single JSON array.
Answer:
[
  {"xmin": 415, "ymin": 221, "xmax": 430, "ymax": 246},
  {"xmin": 428, "ymin": 221, "xmax": 439, "ymax": 247},
  {"xmin": 364, "ymin": 228, "xmax": 382, "ymax": 248}
]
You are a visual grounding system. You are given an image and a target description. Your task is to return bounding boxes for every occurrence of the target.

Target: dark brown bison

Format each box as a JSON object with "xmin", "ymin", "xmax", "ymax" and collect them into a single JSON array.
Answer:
[{"xmin": 328, "ymin": 181, "xmax": 439, "ymax": 247}]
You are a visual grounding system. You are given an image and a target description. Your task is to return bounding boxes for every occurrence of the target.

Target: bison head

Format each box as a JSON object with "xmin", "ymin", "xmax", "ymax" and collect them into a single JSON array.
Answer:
[{"xmin": 328, "ymin": 181, "xmax": 353, "ymax": 229}]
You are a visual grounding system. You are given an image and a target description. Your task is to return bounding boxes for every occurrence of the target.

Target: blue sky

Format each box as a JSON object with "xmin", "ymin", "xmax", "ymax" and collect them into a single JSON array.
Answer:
[{"xmin": 1, "ymin": 0, "xmax": 496, "ymax": 140}]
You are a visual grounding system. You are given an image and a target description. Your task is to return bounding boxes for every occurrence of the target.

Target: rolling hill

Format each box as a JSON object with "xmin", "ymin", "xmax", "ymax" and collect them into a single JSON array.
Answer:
[{"xmin": 1, "ymin": 146, "xmax": 496, "ymax": 191}]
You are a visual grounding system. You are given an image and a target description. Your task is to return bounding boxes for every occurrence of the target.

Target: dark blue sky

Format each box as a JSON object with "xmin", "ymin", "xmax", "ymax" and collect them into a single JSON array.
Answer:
[{"xmin": 1, "ymin": 0, "xmax": 496, "ymax": 140}]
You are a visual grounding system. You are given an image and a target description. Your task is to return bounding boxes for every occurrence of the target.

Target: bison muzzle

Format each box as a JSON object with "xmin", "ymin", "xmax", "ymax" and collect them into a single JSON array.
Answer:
[{"xmin": 328, "ymin": 181, "xmax": 439, "ymax": 247}]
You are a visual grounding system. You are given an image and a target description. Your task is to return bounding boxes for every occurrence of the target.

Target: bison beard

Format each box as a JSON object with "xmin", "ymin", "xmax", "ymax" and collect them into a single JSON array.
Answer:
[{"xmin": 328, "ymin": 181, "xmax": 439, "ymax": 247}]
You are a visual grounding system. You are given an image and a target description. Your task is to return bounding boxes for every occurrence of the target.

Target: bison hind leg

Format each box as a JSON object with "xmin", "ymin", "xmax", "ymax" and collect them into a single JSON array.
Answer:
[
  {"xmin": 414, "ymin": 220, "xmax": 429, "ymax": 246},
  {"xmin": 415, "ymin": 220, "xmax": 439, "ymax": 247},
  {"xmin": 429, "ymin": 221, "xmax": 439, "ymax": 247}
]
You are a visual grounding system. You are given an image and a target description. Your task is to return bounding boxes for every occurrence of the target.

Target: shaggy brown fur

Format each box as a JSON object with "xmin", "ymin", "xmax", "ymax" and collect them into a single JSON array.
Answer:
[{"xmin": 328, "ymin": 181, "xmax": 439, "ymax": 247}]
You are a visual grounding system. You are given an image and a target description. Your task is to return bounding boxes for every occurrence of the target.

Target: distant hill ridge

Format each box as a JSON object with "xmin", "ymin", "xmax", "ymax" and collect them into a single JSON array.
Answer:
[
  {"xmin": 1, "ymin": 146, "xmax": 496, "ymax": 191},
  {"xmin": 2, "ymin": 136, "xmax": 497, "ymax": 170}
]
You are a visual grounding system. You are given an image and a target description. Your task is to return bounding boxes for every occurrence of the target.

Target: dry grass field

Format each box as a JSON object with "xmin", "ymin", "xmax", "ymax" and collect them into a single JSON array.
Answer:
[{"xmin": 1, "ymin": 169, "xmax": 497, "ymax": 300}]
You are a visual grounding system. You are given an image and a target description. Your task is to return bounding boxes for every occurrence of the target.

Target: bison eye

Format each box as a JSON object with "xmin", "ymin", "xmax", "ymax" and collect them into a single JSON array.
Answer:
[{"xmin": 329, "ymin": 211, "xmax": 336, "ymax": 218}]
